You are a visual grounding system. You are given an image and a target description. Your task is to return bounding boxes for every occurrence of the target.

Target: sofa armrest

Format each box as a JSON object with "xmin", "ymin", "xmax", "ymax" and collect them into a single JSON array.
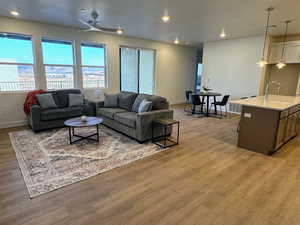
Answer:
[
  {"xmin": 30, "ymin": 105, "xmax": 41, "ymax": 119},
  {"xmin": 136, "ymin": 109, "xmax": 174, "ymax": 142},
  {"xmin": 28, "ymin": 105, "xmax": 42, "ymax": 130},
  {"xmin": 83, "ymin": 99, "xmax": 96, "ymax": 116},
  {"xmin": 94, "ymin": 101, "xmax": 104, "ymax": 115}
]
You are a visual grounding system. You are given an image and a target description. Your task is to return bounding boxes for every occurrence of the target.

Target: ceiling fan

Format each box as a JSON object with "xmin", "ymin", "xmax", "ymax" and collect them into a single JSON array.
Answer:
[{"xmin": 78, "ymin": 9, "xmax": 123, "ymax": 34}]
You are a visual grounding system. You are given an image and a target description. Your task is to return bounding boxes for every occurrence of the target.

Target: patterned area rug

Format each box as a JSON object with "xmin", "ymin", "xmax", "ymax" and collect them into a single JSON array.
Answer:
[{"xmin": 9, "ymin": 126, "xmax": 162, "ymax": 198}]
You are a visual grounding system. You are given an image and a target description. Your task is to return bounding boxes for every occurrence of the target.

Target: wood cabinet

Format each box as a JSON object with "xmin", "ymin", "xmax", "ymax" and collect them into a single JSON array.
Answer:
[
  {"xmin": 238, "ymin": 105, "xmax": 299, "ymax": 155},
  {"xmin": 277, "ymin": 108, "xmax": 298, "ymax": 149},
  {"xmin": 269, "ymin": 41, "xmax": 300, "ymax": 64},
  {"xmin": 275, "ymin": 117, "xmax": 287, "ymax": 149}
]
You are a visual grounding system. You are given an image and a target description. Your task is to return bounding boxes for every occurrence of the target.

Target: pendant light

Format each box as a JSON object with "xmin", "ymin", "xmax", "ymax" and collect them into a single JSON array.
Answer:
[
  {"xmin": 257, "ymin": 7, "xmax": 275, "ymax": 68},
  {"xmin": 276, "ymin": 20, "xmax": 291, "ymax": 69}
]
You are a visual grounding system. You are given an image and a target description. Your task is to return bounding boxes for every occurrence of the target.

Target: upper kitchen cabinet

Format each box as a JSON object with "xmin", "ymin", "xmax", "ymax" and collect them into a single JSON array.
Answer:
[{"xmin": 269, "ymin": 41, "xmax": 300, "ymax": 64}]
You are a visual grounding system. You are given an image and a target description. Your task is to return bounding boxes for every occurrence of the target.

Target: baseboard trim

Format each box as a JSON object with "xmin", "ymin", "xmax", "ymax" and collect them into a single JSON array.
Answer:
[{"xmin": 0, "ymin": 120, "xmax": 27, "ymax": 129}]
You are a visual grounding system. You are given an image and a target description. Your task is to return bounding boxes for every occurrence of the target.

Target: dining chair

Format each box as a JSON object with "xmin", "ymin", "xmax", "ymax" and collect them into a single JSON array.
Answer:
[
  {"xmin": 210, "ymin": 95, "xmax": 230, "ymax": 117},
  {"xmin": 184, "ymin": 90, "xmax": 193, "ymax": 113},
  {"xmin": 191, "ymin": 94, "xmax": 205, "ymax": 115}
]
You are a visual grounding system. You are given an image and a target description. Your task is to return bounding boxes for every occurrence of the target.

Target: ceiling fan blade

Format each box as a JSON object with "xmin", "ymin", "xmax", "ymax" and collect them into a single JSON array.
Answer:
[
  {"xmin": 78, "ymin": 19, "xmax": 93, "ymax": 28},
  {"xmin": 94, "ymin": 25, "xmax": 118, "ymax": 33}
]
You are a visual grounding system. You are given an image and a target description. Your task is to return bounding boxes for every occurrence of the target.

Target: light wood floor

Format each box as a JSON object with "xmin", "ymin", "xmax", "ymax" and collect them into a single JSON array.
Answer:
[{"xmin": 1, "ymin": 105, "xmax": 300, "ymax": 225}]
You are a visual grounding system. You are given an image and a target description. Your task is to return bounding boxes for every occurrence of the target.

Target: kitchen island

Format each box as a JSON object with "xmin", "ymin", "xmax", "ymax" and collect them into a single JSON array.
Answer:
[{"xmin": 230, "ymin": 95, "xmax": 300, "ymax": 155}]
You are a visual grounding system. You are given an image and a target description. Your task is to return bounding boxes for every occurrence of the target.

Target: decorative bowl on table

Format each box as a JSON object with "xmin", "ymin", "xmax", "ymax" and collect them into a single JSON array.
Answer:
[{"xmin": 80, "ymin": 115, "xmax": 88, "ymax": 122}]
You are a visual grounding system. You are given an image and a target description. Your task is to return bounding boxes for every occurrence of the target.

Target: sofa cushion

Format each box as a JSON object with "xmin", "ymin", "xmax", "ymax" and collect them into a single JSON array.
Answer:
[
  {"xmin": 55, "ymin": 89, "xmax": 81, "ymax": 108},
  {"xmin": 36, "ymin": 93, "xmax": 58, "ymax": 110},
  {"xmin": 114, "ymin": 111, "xmax": 137, "ymax": 128},
  {"xmin": 132, "ymin": 94, "xmax": 168, "ymax": 112},
  {"xmin": 98, "ymin": 108, "xmax": 127, "ymax": 120},
  {"xmin": 118, "ymin": 92, "xmax": 138, "ymax": 111},
  {"xmin": 41, "ymin": 107, "xmax": 83, "ymax": 121},
  {"xmin": 138, "ymin": 100, "xmax": 153, "ymax": 113},
  {"xmin": 104, "ymin": 93, "xmax": 118, "ymax": 108},
  {"xmin": 69, "ymin": 94, "xmax": 84, "ymax": 107}
]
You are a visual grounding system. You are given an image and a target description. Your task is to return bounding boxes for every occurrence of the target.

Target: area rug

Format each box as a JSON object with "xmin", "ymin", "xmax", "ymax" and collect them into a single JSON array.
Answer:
[{"xmin": 9, "ymin": 126, "xmax": 163, "ymax": 198}]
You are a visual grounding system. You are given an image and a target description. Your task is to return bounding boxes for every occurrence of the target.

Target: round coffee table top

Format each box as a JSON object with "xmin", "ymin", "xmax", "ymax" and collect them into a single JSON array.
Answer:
[{"xmin": 64, "ymin": 117, "xmax": 103, "ymax": 127}]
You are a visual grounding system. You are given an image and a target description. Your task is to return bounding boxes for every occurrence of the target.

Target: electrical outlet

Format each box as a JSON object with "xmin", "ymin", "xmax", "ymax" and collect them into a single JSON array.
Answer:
[{"xmin": 244, "ymin": 113, "xmax": 251, "ymax": 118}]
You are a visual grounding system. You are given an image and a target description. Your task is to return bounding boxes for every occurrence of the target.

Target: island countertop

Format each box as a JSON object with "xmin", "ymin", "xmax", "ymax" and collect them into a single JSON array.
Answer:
[{"xmin": 229, "ymin": 95, "xmax": 300, "ymax": 111}]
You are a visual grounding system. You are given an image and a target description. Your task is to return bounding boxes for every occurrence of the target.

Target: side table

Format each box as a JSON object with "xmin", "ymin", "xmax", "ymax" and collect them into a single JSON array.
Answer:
[{"xmin": 152, "ymin": 118, "xmax": 180, "ymax": 148}]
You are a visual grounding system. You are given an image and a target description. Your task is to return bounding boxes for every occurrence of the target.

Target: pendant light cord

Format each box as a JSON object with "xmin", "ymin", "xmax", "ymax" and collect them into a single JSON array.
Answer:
[
  {"xmin": 262, "ymin": 9, "xmax": 271, "ymax": 60},
  {"xmin": 280, "ymin": 21, "xmax": 290, "ymax": 61}
]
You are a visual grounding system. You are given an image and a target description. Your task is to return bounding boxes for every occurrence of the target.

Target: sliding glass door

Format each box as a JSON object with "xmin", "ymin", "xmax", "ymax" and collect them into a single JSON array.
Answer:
[{"xmin": 120, "ymin": 47, "xmax": 155, "ymax": 94}]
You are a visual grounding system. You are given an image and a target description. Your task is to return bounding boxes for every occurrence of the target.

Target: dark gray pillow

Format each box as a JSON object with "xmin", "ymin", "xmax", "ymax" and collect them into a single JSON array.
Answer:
[
  {"xmin": 118, "ymin": 92, "xmax": 138, "ymax": 111},
  {"xmin": 36, "ymin": 93, "xmax": 58, "ymax": 110},
  {"xmin": 104, "ymin": 93, "xmax": 118, "ymax": 108},
  {"xmin": 69, "ymin": 94, "xmax": 84, "ymax": 107},
  {"xmin": 138, "ymin": 100, "xmax": 153, "ymax": 113}
]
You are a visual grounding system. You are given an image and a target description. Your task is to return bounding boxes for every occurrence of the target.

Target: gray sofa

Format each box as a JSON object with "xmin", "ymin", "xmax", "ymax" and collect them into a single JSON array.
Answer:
[
  {"xmin": 95, "ymin": 91, "xmax": 174, "ymax": 143},
  {"xmin": 28, "ymin": 89, "xmax": 94, "ymax": 131}
]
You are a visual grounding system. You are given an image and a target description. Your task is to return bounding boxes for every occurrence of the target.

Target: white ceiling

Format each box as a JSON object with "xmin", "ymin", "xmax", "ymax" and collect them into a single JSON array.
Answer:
[{"xmin": 0, "ymin": 0, "xmax": 300, "ymax": 46}]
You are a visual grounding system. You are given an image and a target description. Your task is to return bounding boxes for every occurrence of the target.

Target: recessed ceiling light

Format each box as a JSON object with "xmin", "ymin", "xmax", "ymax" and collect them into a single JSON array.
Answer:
[
  {"xmin": 220, "ymin": 30, "xmax": 226, "ymax": 38},
  {"xmin": 10, "ymin": 10, "xmax": 19, "ymax": 16},
  {"xmin": 161, "ymin": 15, "xmax": 170, "ymax": 23},
  {"xmin": 117, "ymin": 27, "xmax": 123, "ymax": 35},
  {"xmin": 174, "ymin": 38, "xmax": 179, "ymax": 44}
]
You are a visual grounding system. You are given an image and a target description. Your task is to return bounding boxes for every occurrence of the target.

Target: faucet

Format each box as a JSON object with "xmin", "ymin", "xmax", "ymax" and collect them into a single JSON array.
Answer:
[{"xmin": 265, "ymin": 80, "xmax": 281, "ymax": 100}]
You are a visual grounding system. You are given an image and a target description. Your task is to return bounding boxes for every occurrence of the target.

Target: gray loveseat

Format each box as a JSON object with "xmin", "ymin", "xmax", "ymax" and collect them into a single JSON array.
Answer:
[
  {"xmin": 96, "ymin": 91, "xmax": 174, "ymax": 143},
  {"xmin": 28, "ymin": 89, "xmax": 94, "ymax": 131}
]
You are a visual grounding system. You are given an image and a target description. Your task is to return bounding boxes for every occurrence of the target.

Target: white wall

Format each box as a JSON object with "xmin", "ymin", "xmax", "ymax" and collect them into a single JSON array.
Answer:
[
  {"xmin": 0, "ymin": 16, "xmax": 196, "ymax": 128},
  {"xmin": 202, "ymin": 36, "xmax": 265, "ymax": 99}
]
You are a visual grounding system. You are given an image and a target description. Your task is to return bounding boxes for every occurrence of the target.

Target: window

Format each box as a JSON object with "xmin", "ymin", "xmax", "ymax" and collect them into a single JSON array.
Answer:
[
  {"xmin": 196, "ymin": 63, "xmax": 203, "ymax": 92},
  {"xmin": 0, "ymin": 33, "xmax": 35, "ymax": 91},
  {"xmin": 81, "ymin": 43, "xmax": 106, "ymax": 88},
  {"xmin": 42, "ymin": 38, "xmax": 74, "ymax": 89},
  {"xmin": 120, "ymin": 47, "xmax": 155, "ymax": 94}
]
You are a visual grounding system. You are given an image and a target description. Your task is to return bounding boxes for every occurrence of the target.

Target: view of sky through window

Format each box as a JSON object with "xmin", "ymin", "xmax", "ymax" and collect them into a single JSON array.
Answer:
[{"xmin": 0, "ymin": 35, "xmax": 106, "ymax": 91}]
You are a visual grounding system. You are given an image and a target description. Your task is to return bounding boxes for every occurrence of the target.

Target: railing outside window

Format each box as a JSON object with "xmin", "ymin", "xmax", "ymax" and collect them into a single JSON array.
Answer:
[{"xmin": 0, "ymin": 33, "xmax": 36, "ymax": 92}]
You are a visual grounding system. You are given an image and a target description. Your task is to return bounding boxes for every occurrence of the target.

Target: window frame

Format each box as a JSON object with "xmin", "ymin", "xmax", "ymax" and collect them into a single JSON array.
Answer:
[
  {"xmin": 0, "ymin": 32, "xmax": 37, "ymax": 93},
  {"xmin": 41, "ymin": 37, "xmax": 76, "ymax": 90},
  {"xmin": 119, "ymin": 45, "xmax": 156, "ymax": 94},
  {"xmin": 80, "ymin": 41, "xmax": 107, "ymax": 89}
]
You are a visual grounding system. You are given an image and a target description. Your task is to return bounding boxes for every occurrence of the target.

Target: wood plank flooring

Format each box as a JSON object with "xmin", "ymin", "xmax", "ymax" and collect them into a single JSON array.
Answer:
[{"xmin": 1, "ymin": 105, "xmax": 300, "ymax": 225}]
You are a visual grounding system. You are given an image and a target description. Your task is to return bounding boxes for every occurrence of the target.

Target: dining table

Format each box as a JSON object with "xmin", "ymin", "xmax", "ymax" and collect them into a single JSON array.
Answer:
[{"xmin": 198, "ymin": 91, "xmax": 222, "ymax": 117}]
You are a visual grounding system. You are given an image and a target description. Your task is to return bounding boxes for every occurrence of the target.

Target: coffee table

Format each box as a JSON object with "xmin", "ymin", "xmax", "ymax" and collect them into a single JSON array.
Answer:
[{"xmin": 64, "ymin": 117, "xmax": 103, "ymax": 144}]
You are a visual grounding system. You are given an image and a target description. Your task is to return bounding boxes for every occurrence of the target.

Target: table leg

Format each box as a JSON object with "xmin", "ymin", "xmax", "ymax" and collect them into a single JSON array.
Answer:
[
  {"xmin": 96, "ymin": 124, "xmax": 99, "ymax": 142},
  {"xmin": 214, "ymin": 96, "xmax": 217, "ymax": 115},
  {"xmin": 206, "ymin": 96, "xmax": 209, "ymax": 116},
  {"xmin": 200, "ymin": 96, "xmax": 204, "ymax": 113},
  {"xmin": 68, "ymin": 127, "xmax": 72, "ymax": 144},
  {"xmin": 177, "ymin": 122, "xmax": 180, "ymax": 144},
  {"xmin": 164, "ymin": 125, "xmax": 167, "ymax": 147}
]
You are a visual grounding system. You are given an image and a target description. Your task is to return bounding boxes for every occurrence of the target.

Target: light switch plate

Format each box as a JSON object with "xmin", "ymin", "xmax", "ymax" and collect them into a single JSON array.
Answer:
[{"xmin": 244, "ymin": 113, "xmax": 251, "ymax": 118}]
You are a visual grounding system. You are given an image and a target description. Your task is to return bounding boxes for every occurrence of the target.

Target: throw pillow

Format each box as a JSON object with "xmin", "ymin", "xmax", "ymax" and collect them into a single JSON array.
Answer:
[
  {"xmin": 104, "ymin": 93, "xmax": 119, "ymax": 108},
  {"xmin": 118, "ymin": 92, "xmax": 138, "ymax": 111},
  {"xmin": 138, "ymin": 99, "xmax": 153, "ymax": 113},
  {"xmin": 69, "ymin": 94, "xmax": 84, "ymax": 107},
  {"xmin": 36, "ymin": 93, "xmax": 58, "ymax": 110},
  {"xmin": 132, "ymin": 94, "xmax": 150, "ymax": 112}
]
